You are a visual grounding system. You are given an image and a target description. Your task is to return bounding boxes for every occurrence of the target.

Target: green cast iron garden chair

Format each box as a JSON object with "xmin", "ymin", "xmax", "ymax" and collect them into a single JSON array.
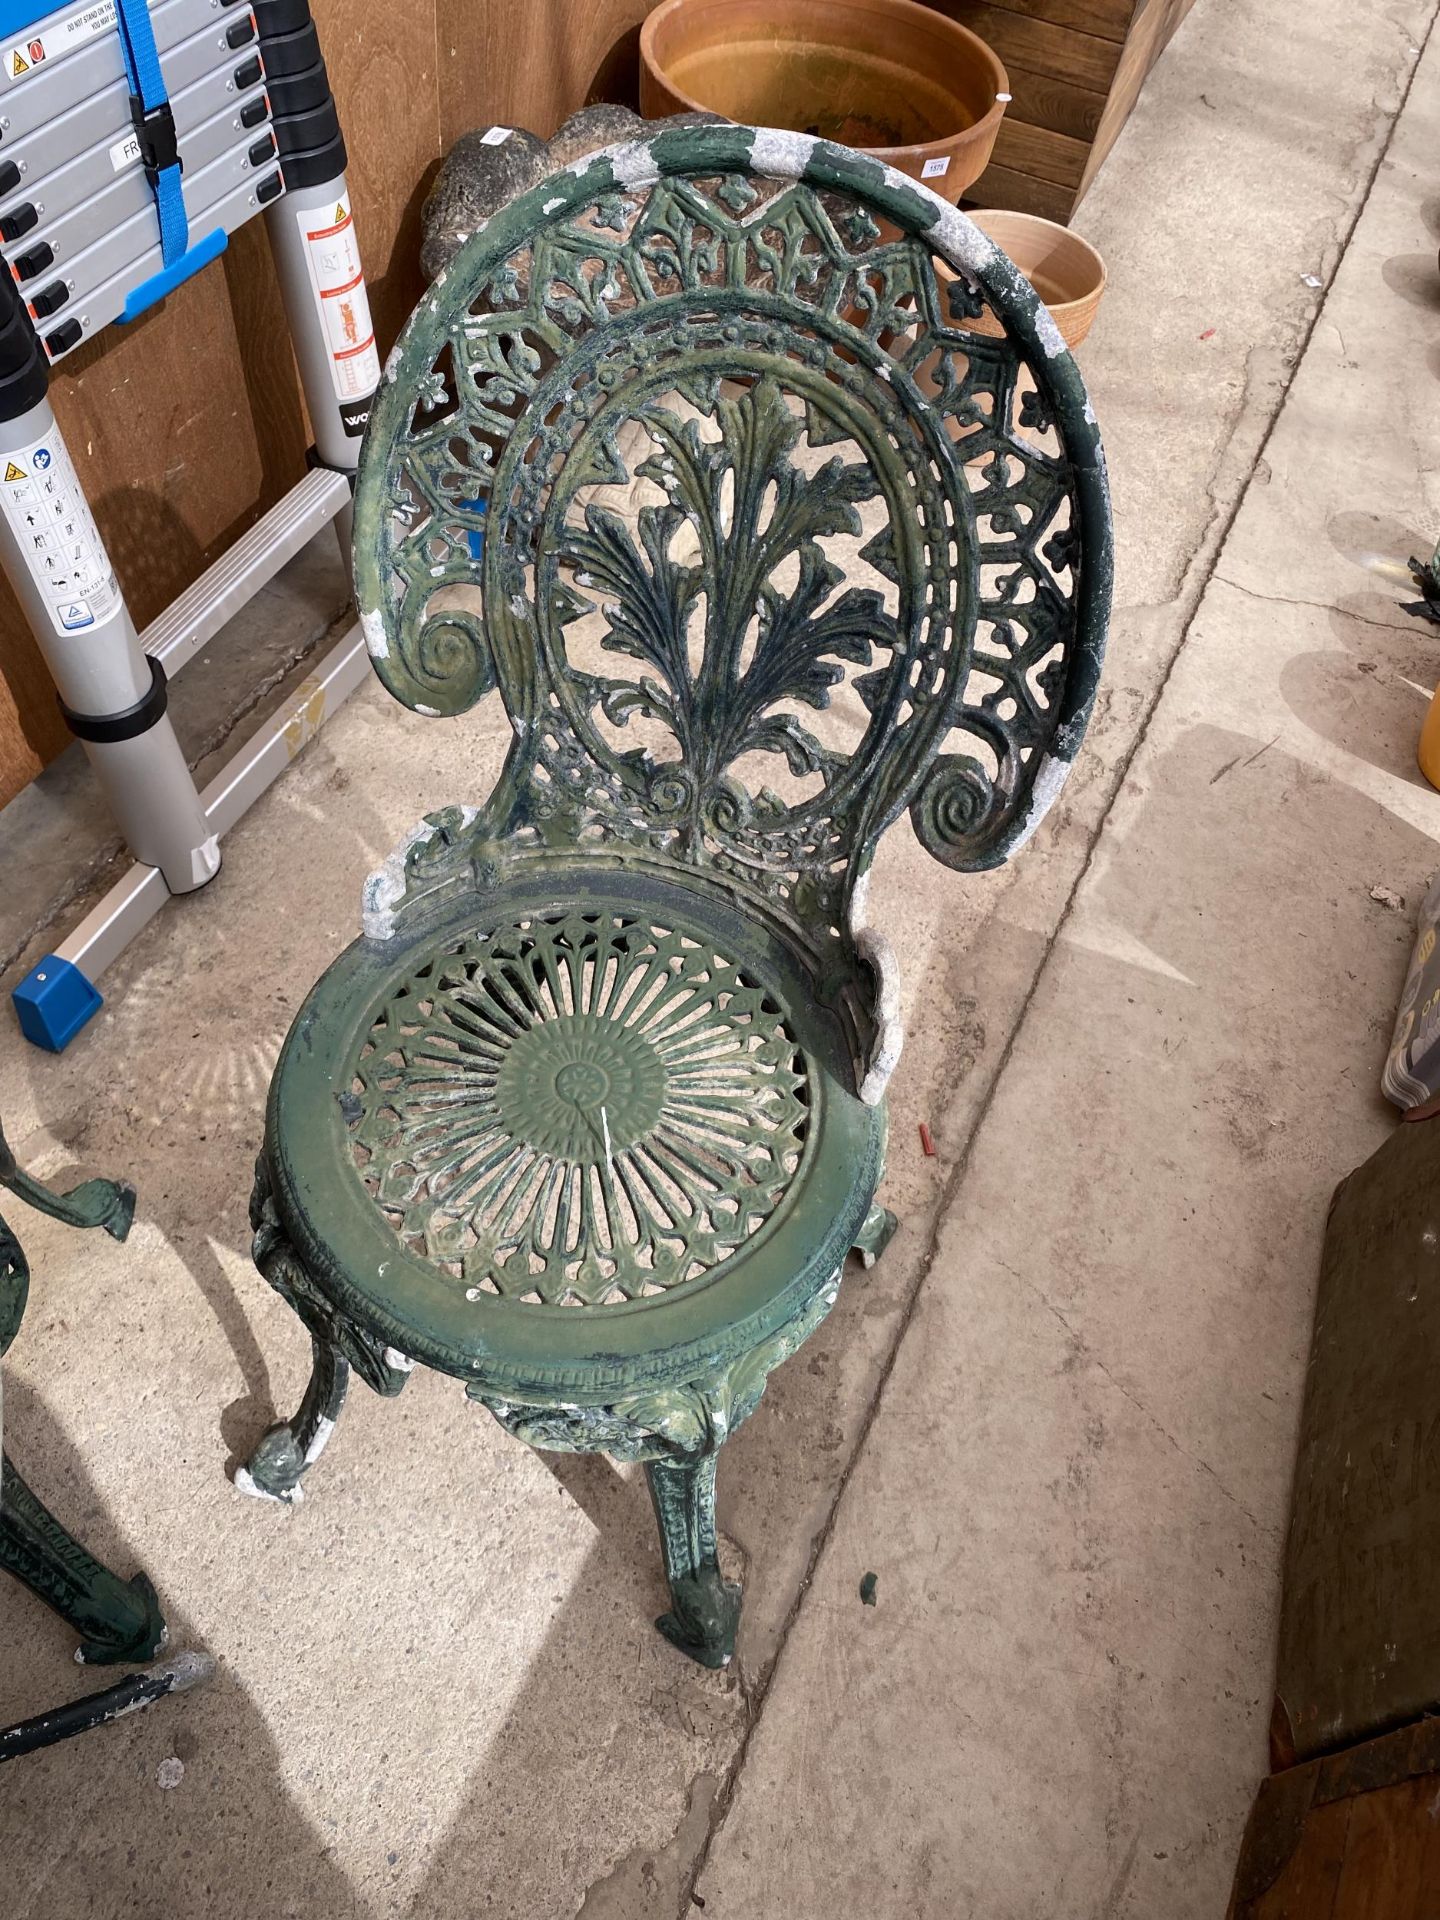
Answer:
[{"xmin": 236, "ymin": 123, "xmax": 1111, "ymax": 1668}]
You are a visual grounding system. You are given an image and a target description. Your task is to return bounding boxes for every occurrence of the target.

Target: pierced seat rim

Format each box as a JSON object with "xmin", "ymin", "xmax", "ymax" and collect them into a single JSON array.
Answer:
[{"xmin": 263, "ymin": 860, "xmax": 886, "ymax": 1397}]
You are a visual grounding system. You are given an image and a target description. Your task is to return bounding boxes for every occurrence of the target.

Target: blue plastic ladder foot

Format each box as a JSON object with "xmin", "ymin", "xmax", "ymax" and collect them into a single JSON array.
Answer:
[{"xmin": 12, "ymin": 956, "xmax": 103, "ymax": 1051}]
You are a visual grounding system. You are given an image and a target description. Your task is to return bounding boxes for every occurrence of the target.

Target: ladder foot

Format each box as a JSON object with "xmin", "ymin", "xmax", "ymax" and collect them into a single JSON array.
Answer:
[{"xmin": 12, "ymin": 956, "xmax": 102, "ymax": 1052}]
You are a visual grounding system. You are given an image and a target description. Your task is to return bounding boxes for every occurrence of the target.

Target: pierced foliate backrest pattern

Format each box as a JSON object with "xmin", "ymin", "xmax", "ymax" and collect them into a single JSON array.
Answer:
[{"xmin": 355, "ymin": 125, "xmax": 1111, "ymax": 935}]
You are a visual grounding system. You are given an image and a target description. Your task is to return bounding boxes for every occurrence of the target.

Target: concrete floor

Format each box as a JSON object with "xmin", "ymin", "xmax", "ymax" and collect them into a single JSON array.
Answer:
[{"xmin": 3, "ymin": 0, "xmax": 1440, "ymax": 1911}]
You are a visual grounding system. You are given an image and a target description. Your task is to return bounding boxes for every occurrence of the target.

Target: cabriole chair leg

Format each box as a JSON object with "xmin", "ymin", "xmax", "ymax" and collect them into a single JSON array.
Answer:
[
  {"xmin": 852, "ymin": 1202, "xmax": 898, "ymax": 1270},
  {"xmin": 645, "ymin": 1450, "xmax": 742, "ymax": 1669},
  {"xmin": 0, "ymin": 1451, "xmax": 166, "ymax": 1664},
  {"xmin": 235, "ymin": 1337, "xmax": 350, "ymax": 1506}
]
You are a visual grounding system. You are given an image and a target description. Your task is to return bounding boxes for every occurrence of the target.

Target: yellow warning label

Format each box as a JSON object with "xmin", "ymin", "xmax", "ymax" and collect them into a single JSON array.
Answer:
[
  {"xmin": 10, "ymin": 51, "xmax": 28, "ymax": 76},
  {"xmin": 335, "ymin": 204, "xmax": 346, "ymax": 223},
  {"xmin": 3, "ymin": 461, "xmax": 25, "ymax": 482}
]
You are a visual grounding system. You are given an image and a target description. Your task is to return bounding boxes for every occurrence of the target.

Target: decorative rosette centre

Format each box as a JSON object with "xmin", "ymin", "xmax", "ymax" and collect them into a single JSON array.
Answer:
[{"xmin": 494, "ymin": 1012, "xmax": 668, "ymax": 1164}]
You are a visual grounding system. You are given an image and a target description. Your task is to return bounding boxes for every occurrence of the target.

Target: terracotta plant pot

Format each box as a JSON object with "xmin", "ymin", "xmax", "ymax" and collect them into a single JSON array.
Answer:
[
  {"xmin": 960, "ymin": 209, "xmax": 1107, "ymax": 350},
  {"xmin": 639, "ymin": 0, "xmax": 1009, "ymax": 204}
]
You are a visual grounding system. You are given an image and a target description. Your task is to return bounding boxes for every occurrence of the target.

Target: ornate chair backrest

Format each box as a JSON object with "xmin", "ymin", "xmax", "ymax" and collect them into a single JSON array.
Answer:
[{"xmin": 354, "ymin": 125, "xmax": 1110, "ymax": 976}]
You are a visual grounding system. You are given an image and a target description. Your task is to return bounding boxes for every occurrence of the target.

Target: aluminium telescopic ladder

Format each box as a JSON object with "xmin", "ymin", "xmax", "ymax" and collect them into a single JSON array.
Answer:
[{"xmin": 0, "ymin": 0, "xmax": 380, "ymax": 1049}]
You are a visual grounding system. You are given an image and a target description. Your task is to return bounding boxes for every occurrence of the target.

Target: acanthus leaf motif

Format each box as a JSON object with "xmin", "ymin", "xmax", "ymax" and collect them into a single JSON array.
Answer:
[{"xmin": 555, "ymin": 376, "xmax": 902, "ymax": 842}]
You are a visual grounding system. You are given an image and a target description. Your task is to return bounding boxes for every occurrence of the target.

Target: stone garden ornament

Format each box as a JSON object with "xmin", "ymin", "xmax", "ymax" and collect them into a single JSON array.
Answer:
[{"xmin": 238, "ymin": 124, "xmax": 1112, "ymax": 1668}]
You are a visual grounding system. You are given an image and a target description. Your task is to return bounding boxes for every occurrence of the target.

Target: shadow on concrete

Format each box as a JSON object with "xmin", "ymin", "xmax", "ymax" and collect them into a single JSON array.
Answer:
[
  {"xmin": 390, "ymin": 720, "xmax": 1440, "ymax": 1919},
  {"xmin": 1326, "ymin": 506, "xmax": 1432, "ymax": 573},
  {"xmin": 0, "ymin": 685, "xmax": 914, "ymax": 1915},
  {"xmin": 1274, "ymin": 599, "xmax": 1437, "ymax": 782},
  {"xmin": 1380, "ymin": 251, "xmax": 1440, "ymax": 312},
  {"xmin": 9, "ymin": 712, "xmax": 407, "ymax": 1477},
  {"xmin": 1, "ymin": 1377, "xmax": 369, "ymax": 1920}
]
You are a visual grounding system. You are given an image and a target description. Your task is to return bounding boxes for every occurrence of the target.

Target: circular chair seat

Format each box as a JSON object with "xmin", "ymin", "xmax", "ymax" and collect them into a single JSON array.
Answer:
[{"xmin": 262, "ymin": 864, "xmax": 886, "ymax": 1407}]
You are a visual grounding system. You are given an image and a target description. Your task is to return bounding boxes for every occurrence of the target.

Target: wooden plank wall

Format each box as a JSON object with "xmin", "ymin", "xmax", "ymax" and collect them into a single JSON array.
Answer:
[
  {"xmin": 1228, "ymin": 1720, "xmax": 1440, "ymax": 1917},
  {"xmin": 933, "ymin": 0, "xmax": 1197, "ymax": 220},
  {"xmin": 436, "ymin": 0, "xmax": 650, "ymax": 148}
]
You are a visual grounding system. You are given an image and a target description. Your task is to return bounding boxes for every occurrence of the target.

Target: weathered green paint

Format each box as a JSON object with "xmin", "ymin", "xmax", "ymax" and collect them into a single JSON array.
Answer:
[
  {"xmin": 0, "ymin": 1457, "xmax": 164, "ymax": 1666},
  {"xmin": 246, "ymin": 126, "xmax": 1112, "ymax": 1665},
  {"xmin": 350, "ymin": 910, "xmax": 810, "ymax": 1307},
  {"xmin": 648, "ymin": 1452, "xmax": 741, "ymax": 1667},
  {"xmin": 852, "ymin": 1201, "xmax": 899, "ymax": 1270},
  {"xmin": 0, "ymin": 1124, "xmax": 164, "ymax": 1667}
]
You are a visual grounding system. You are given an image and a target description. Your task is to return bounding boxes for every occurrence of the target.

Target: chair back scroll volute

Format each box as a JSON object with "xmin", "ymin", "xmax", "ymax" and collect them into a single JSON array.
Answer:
[{"xmin": 352, "ymin": 123, "xmax": 1112, "ymax": 1105}]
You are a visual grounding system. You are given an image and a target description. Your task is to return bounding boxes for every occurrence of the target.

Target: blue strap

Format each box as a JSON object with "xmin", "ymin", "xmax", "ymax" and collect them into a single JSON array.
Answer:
[{"xmin": 112, "ymin": 0, "xmax": 187, "ymax": 268}]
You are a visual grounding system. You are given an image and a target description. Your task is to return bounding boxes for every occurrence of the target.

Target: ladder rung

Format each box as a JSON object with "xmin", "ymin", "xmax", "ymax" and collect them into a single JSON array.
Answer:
[{"xmin": 141, "ymin": 467, "xmax": 351, "ymax": 677}]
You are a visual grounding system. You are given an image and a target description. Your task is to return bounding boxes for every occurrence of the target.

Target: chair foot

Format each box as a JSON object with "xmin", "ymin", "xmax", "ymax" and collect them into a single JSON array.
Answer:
[
  {"xmin": 646, "ymin": 1452, "xmax": 742, "ymax": 1669},
  {"xmin": 1, "ymin": 1452, "xmax": 167, "ymax": 1665},
  {"xmin": 853, "ymin": 1202, "xmax": 898, "ymax": 1269},
  {"xmin": 234, "ymin": 1338, "xmax": 349, "ymax": 1506}
]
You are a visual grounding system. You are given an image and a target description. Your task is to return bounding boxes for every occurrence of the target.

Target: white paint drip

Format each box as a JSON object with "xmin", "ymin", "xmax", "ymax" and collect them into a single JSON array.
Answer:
[
  {"xmin": 748, "ymin": 127, "xmax": 819, "ymax": 178},
  {"xmin": 302, "ymin": 1414, "xmax": 336, "ymax": 1466},
  {"xmin": 233, "ymin": 1464, "xmax": 303, "ymax": 1505},
  {"xmin": 1006, "ymin": 751, "xmax": 1072, "ymax": 855},
  {"xmin": 611, "ymin": 140, "xmax": 662, "ymax": 189},
  {"xmin": 361, "ymin": 817, "xmax": 435, "ymax": 940},
  {"xmin": 361, "ymin": 806, "xmax": 480, "ymax": 939},
  {"xmin": 383, "ymin": 1347, "xmax": 417, "ymax": 1373},
  {"xmin": 918, "ymin": 196, "xmax": 1003, "ymax": 277},
  {"xmin": 569, "ymin": 140, "xmax": 659, "ymax": 190},
  {"xmin": 855, "ymin": 924, "xmax": 904, "ymax": 1106},
  {"xmin": 360, "ymin": 605, "xmax": 390, "ymax": 660},
  {"xmin": 1030, "ymin": 301, "xmax": 1069, "ymax": 361},
  {"xmin": 415, "ymin": 703, "xmax": 441, "ymax": 717},
  {"xmin": 543, "ymin": 196, "xmax": 564, "ymax": 214}
]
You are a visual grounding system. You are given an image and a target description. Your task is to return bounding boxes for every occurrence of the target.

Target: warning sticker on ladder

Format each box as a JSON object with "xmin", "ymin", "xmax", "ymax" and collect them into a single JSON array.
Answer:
[
  {"xmin": 296, "ymin": 192, "xmax": 381, "ymax": 424},
  {"xmin": 2, "ymin": 0, "xmax": 119, "ymax": 90},
  {"xmin": 0, "ymin": 430, "xmax": 120, "ymax": 636}
]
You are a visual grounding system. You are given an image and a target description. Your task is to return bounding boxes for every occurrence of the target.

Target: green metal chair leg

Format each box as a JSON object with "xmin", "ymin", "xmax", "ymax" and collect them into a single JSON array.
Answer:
[
  {"xmin": 645, "ymin": 1450, "xmax": 742, "ymax": 1669},
  {"xmin": 852, "ymin": 1202, "xmax": 898, "ymax": 1270},
  {"xmin": 234, "ymin": 1337, "xmax": 350, "ymax": 1505},
  {"xmin": 0, "ymin": 1126, "xmax": 135, "ymax": 1244},
  {"xmin": 0, "ymin": 1451, "xmax": 165, "ymax": 1665}
]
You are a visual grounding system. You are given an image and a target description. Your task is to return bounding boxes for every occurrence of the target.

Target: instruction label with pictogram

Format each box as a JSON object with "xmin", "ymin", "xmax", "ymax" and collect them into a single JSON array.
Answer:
[
  {"xmin": 2, "ymin": 0, "xmax": 120, "ymax": 90},
  {"xmin": 296, "ymin": 192, "xmax": 381, "ymax": 422},
  {"xmin": 0, "ymin": 430, "xmax": 120, "ymax": 635}
]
